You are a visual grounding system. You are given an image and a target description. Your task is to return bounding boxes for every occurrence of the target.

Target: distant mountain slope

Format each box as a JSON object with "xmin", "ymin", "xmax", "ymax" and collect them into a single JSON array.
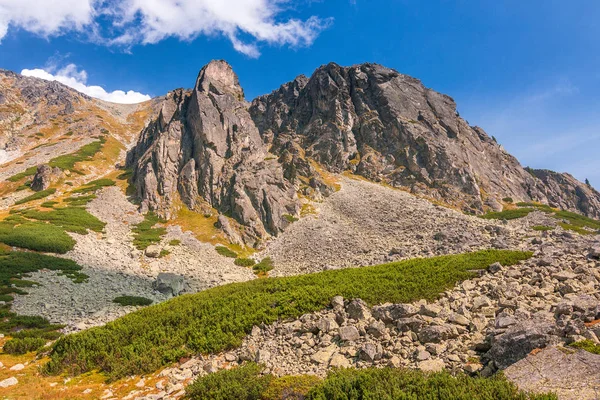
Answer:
[{"xmin": 6, "ymin": 61, "xmax": 595, "ymax": 246}]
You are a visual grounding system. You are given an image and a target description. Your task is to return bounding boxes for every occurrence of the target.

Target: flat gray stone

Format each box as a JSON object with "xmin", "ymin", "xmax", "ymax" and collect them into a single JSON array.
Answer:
[{"xmin": 505, "ymin": 346, "xmax": 600, "ymax": 400}]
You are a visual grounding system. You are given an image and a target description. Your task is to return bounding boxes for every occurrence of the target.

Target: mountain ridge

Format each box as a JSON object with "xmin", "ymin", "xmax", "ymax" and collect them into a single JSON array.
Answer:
[{"xmin": 124, "ymin": 60, "xmax": 600, "ymax": 246}]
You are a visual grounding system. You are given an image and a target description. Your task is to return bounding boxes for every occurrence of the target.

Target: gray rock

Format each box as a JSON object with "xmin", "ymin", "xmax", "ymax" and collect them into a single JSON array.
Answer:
[
  {"xmin": 418, "ymin": 325, "xmax": 458, "ymax": 343},
  {"xmin": 30, "ymin": 164, "xmax": 61, "ymax": 191},
  {"xmin": 338, "ymin": 326, "xmax": 360, "ymax": 342},
  {"xmin": 485, "ymin": 320, "xmax": 559, "ymax": 370},
  {"xmin": 504, "ymin": 347, "xmax": 600, "ymax": 400},
  {"xmin": 367, "ymin": 320, "xmax": 387, "ymax": 338},
  {"xmin": 589, "ymin": 245, "xmax": 600, "ymax": 259},
  {"xmin": 0, "ymin": 377, "xmax": 17, "ymax": 388},
  {"xmin": 127, "ymin": 60, "xmax": 299, "ymax": 245},
  {"xmin": 359, "ymin": 343, "xmax": 381, "ymax": 362},
  {"xmin": 145, "ymin": 245, "xmax": 162, "ymax": 258},
  {"xmin": 417, "ymin": 359, "xmax": 445, "ymax": 372},
  {"xmin": 372, "ymin": 303, "xmax": 418, "ymax": 323},
  {"xmin": 346, "ymin": 299, "xmax": 371, "ymax": 321},
  {"xmin": 153, "ymin": 273, "xmax": 185, "ymax": 296}
]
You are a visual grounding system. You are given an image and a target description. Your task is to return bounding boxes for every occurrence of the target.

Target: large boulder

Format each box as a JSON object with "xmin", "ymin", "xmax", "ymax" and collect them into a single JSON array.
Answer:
[
  {"xmin": 484, "ymin": 320, "xmax": 560, "ymax": 370},
  {"xmin": 30, "ymin": 164, "xmax": 61, "ymax": 191},
  {"xmin": 504, "ymin": 346, "xmax": 600, "ymax": 400},
  {"xmin": 153, "ymin": 273, "xmax": 185, "ymax": 296}
]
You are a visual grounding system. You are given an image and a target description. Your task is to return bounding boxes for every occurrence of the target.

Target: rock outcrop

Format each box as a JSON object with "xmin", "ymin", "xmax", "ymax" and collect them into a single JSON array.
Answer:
[
  {"xmin": 250, "ymin": 62, "xmax": 600, "ymax": 217},
  {"xmin": 127, "ymin": 61, "xmax": 299, "ymax": 245},
  {"xmin": 30, "ymin": 164, "xmax": 62, "ymax": 191},
  {"xmin": 128, "ymin": 60, "xmax": 600, "ymax": 244}
]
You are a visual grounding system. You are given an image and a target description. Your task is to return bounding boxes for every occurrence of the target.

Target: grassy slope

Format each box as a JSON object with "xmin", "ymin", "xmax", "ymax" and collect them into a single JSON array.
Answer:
[{"xmin": 45, "ymin": 250, "xmax": 532, "ymax": 380}]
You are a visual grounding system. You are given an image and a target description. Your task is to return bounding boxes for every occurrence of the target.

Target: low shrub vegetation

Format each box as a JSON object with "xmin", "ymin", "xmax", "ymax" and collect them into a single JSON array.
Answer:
[
  {"xmin": 3, "ymin": 337, "xmax": 46, "ymax": 355},
  {"xmin": 48, "ymin": 137, "xmax": 106, "ymax": 173},
  {"xmin": 234, "ymin": 257, "xmax": 256, "ymax": 267},
  {"xmin": 132, "ymin": 212, "xmax": 166, "ymax": 250},
  {"xmin": 18, "ymin": 207, "xmax": 105, "ymax": 235},
  {"xmin": 570, "ymin": 340, "xmax": 600, "ymax": 355},
  {"xmin": 72, "ymin": 178, "xmax": 115, "ymax": 194},
  {"xmin": 45, "ymin": 250, "xmax": 531, "ymax": 380},
  {"xmin": 185, "ymin": 363, "xmax": 556, "ymax": 400},
  {"xmin": 0, "ymin": 220, "xmax": 76, "ymax": 253},
  {"xmin": 481, "ymin": 208, "xmax": 534, "ymax": 220},
  {"xmin": 532, "ymin": 225, "xmax": 554, "ymax": 231},
  {"xmin": 283, "ymin": 214, "xmax": 299, "ymax": 223},
  {"xmin": 216, "ymin": 245, "xmax": 238, "ymax": 258},
  {"xmin": 168, "ymin": 239, "xmax": 181, "ymax": 246},
  {"xmin": 63, "ymin": 195, "xmax": 97, "ymax": 207},
  {"xmin": 14, "ymin": 188, "xmax": 56, "ymax": 205},
  {"xmin": 113, "ymin": 296, "xmax": 153, "ymax": 307},
  {"xmin": 253, "ymin": 257, "xmax": 275, "ymax": 275},
  {"xmin": 7, "ymin": 166, "xmax": 37, "ymax": 182}
]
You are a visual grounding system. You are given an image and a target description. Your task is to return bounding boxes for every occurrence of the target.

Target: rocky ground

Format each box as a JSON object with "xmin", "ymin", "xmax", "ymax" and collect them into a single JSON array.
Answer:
[
  {"xmin": 262, "ymin": 177, "xmax": 514, "ymax": 276},
  {"xmin": 133, "ymin": 220, "xmax": 599, "ymax": 400},
  {"xmin": 11, "ymin": 186, "xmax": 255, "ymax": 331},
  {"xmin": 6, "ymin": 175, "xmax": 600, "ymax": 400}
]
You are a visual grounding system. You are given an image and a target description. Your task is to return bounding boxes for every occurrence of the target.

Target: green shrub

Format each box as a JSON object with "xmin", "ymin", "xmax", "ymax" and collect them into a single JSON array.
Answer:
[
  {"xmin": 169, "ymin": 239, "xmax": 181, "ymax": 246},
  {"xmin": 253, "ymin": 257, "xmax": 274, "ymax": 274},
  {"xmin": 263, "ymin": 374, "xmax": 322, "ymax": 400},
  {"xmin": 502, "ymin": 197, "xmax": 514, "ymax": 203},
  {"xmin": 159, "ymin": 249, "xmax": 170, "ymax": 258},
  {"xmin": 186, "ymin": 364, "xmax": 555, "ymax": 400},
  {"xmin": 48, "ymin": 137, "xmax": 106, "ymax": 172},
  {"xmin": 18, "ymin": 207, "xmax": 105, "ymax": 235},
  {"xmin": 283, "ymin": 214, "xmax": 299, "ymax": 223},
  {"xmin": 64, "ymin": 195, "xmax": 97, "ymax": 207},
  {"xmin": 554, "ymin": 210, "xmax": 600, "ymax": 232},
  {"xmin": 0, "ymin": 220, "xmax": 76, "ymax": 253},
  {"xmin": 0, "ymin": 250, "xmax": 86, "ymax": 288},
  {"xmin": 570, "ymin": 340, "xmax": 600, "ymax": 355},
  {"xmin": 45, "ymin": 250, "xmax": 532, "ymax": 380},
  {"xmin": 7, "ymin": 166, "xmax": 37, "ymax": 182},
  {"xmin": 305, "ymin": 367, "xmax": 556, "ymax": 400},
  {"xmin": 481, "ymin": 208, "xmax": 534, "ymax": 220},
  {"xmin": 14, "ymin": 188, "xmax": 56, "ymax": 205},
  {"xmin": 11, "ymin": 328, "xmax": 63, "ymax": 341},
  {"xmin": 16, "ymin": 181, "xmax": 31, "ymax": 191},
  {"xmin": 72, "ymin": 179, "xmax": 115, "ymax": 194},
  {"xmin": 532, "ymin": 225, "xmax": 554, "ymax": 231},
  {"xmin": 234, "ymin": 258, "xmax": 256, "ymax": 267},
  {"xmin": 132, "ymin": 213, "xmax": 167, "ymax": 250},
  {"xmin": 3, "ymin": 337, "xmax": 46, "ymax": 354},
  {"xmin": 186, "ymin": 363, "xmax": 272, "ymax": 400},
  {"xmin": 216, "ymin": 246, "xmax": 238, "ymax": 258},
  {"xmin": 41, "ymin": 201, "xmax": 58, "ymax": 208},
  {"xmin": 113, "ymin": 296, "xmax": 153, "ymax": 307}
]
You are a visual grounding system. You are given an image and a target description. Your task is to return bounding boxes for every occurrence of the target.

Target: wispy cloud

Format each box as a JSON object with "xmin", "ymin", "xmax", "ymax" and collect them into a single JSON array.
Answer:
[
  {"xmin": 0, "ymin": 0, "xmax": 331, "ymax": 57},
  {"xmin": 462, "ymin": 78, "xmax": 600, "ymax": 186},
  {"xmin": 21, "ymin": 64, "xmax": 151, "ymax": 104}
]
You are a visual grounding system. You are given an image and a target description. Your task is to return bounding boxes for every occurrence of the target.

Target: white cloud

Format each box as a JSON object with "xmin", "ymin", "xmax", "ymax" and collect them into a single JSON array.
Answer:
[
  {"xmin": 0, "ymin": 0, "xmax": 95, "ymax": 39},
  {"xmin": 0, "ymin": 0, "xmax": 330, "ymax": 57},
  {"xmin": 21, "ymin": 64, "xmax": 151, "ymax": 104}
]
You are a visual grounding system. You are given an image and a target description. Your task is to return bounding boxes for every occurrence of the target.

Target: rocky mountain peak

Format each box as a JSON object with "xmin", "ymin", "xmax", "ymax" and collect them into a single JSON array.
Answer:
[{"xmin": 196, "ymin": 60, "xmax": 244, "ymax": 100}]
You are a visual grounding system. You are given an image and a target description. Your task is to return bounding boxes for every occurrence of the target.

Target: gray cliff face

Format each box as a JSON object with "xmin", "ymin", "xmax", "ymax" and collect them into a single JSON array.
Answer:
[
  {"xmin": 529, "ymin": 169, "xmax": 600, "ymax": 219},
  {"xmin": 127, "ymin": 61, "xmax": 299, "ymax": 245},
  {"xmin": 250, "ymin": 62, "xmax": 600, "ymax": 217}
]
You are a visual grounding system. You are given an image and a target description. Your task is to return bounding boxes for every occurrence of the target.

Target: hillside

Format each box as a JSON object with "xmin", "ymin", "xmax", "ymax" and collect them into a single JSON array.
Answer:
[{"xmin": 0, "ymin": 62, "xmax": 598, "ymax": 399}]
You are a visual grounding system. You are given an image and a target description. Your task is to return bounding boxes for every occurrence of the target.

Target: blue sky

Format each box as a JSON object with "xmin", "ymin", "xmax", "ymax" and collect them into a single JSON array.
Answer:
[{"xmin": 0, "ymin": 0, "xmax": 599, "ymax": 185}]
